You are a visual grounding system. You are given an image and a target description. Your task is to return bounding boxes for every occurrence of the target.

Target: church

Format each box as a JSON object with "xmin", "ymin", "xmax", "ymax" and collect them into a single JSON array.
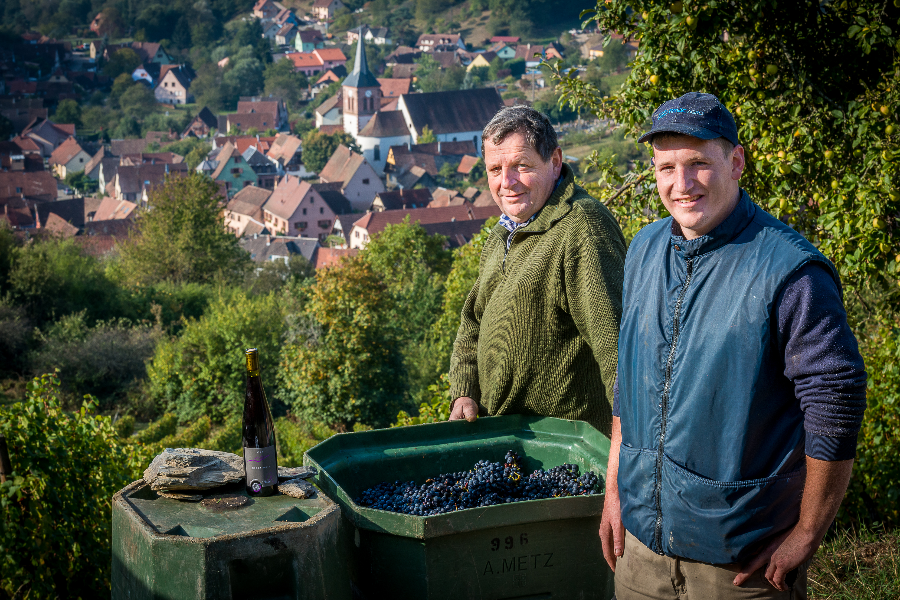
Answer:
[{"xmin": 338, "ymin": 37, "xmax": 504, "ymax": 175}]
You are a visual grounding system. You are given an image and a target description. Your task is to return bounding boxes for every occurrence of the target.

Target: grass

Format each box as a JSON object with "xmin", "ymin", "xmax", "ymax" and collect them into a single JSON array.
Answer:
[{"xmin": 809, "ymin": 525, "xmax": 900, "ymax": 600}]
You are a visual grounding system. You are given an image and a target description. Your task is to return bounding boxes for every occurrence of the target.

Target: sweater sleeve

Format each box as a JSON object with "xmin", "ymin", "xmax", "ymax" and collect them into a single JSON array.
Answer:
[
  {"xmin": 776, "ymin": 262, "xmax": 867, "ymax": 461},
  {"xmin": 448, "ymin": 271, "xmax": 483, "ymax": 402},
  {"xmin": 567, "ymin": 204, "xmax": 626, "ymax": 408}
]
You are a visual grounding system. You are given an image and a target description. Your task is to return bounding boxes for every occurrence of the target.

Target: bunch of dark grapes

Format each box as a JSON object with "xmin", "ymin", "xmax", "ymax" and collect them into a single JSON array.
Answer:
[{"xmin": 355, "ymin": 451, "xmax": 600, "ymax": 516}]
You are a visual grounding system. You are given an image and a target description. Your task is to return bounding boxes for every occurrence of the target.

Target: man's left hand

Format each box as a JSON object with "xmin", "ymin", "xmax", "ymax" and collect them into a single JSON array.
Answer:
[{"xmin": 733, "ymin": 525, "xmax": 817, "ymax": 590}]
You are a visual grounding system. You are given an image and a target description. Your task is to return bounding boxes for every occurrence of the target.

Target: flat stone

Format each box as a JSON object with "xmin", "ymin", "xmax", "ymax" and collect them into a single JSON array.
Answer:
[
  {"xmin": 200, "ymin": 492, "xmax": 250, "ymax": 512},
  {"xmin": 279, "ymin": 477, "xmax": 317, "ymax": 499},
  {"xmin": 144, "ymin": 448, "xmax": 244, "ymax": 492},
  {"xmin": 277, "ymin": 465, "xmax": 317, "ymax": 480},
  {"xmin": 158, "ymin": 491, "xmax": 203, "ymax": 502}
]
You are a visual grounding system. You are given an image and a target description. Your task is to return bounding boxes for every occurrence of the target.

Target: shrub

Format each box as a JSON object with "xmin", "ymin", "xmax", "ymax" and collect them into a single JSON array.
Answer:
[
  {"xmin": 393, "ymin": 373, "xmax": 452, "ymax": 426},
  {"xmin": 157, "ymin": 416, "xmax": 212, "ymax": 450},
  {"xmin": 0, "ymin": 302, "xmax": 31, "ymax": 377},
  {"xmin": 0, "ymin": 373, "xmax": 144, "ymax": 598},
  {"xmin": 7, "ymin": 238, "xmax": 122, "ymax": 326},
  {"xmin": 30, "ymin": 316, "xmax": 161, "ymax": 406},
  {"xmin": 133, "ymin": 413, "xmax": 178, "ymax": 444},
  {"xmin": 278, "ymin": 257, "xmax": 406, "ymax": 430},
  {"xmin": 840, "ymin": 326, "xmax": 900, "ymax": 527},
  {"xmin": 114, "ymin": 415, "xmax": 136, "ymax": 438},
  {"xmin": 275, "ymin": 416, "xmax": 336, "ymax": 466},
  {"xmin": 146, "ymin": 289, "xmax": 287, "ymax": 424}
]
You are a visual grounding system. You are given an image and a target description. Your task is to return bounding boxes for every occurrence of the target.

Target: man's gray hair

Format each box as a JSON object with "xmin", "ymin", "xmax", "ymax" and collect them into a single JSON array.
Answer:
[{"xmin": 481, "ymin": 106, "xmax": 559, "ymax": 162}]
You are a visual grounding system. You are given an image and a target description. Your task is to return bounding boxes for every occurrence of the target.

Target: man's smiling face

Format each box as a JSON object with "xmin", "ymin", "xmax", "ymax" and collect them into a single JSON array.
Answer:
[
  {"xmin": 485, "ymin": 131, "xmax": 562, "ymax": 223},
  {"xmin": 652, "ymin": 134, "xmax": 745, "ymax": 240}
]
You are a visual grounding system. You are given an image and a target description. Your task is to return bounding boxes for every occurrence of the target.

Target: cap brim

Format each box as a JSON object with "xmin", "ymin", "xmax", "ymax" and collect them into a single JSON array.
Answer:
[{"xmin": 638, "ymin": 123, "xmax": 722, "ymax": 144}]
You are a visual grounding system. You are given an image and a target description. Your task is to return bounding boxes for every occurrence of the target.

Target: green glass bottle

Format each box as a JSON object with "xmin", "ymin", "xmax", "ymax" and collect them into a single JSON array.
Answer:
[{"xmin": 242, "ymin": 348, "xmax": 278, "ymax": 497}]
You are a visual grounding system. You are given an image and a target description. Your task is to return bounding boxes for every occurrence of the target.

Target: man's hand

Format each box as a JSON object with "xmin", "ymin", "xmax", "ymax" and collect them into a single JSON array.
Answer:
[
  {"xmin": 599, "ymin": 487, "xmax": 624, "ymax": 571},
  {"xmin": 733, "ymin": 526, "xmax": 816, "ymax": 590},
  {"xmin": 449, "ymin": 396, "xmax": 479, "ymax": 422},
  {"xmin": 734, "ymin": 457, "xmax": 854, "ymax": 590},
  {"xmin": 599, "ymin": 416, "xmax": 624, "ymax": 571}
]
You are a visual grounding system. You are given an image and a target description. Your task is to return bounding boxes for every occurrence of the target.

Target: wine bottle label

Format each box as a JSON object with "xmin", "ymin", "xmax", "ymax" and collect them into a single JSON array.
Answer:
[{"xmin": 244, "ymin": 446, "xmax": 277, "ymax": 492}]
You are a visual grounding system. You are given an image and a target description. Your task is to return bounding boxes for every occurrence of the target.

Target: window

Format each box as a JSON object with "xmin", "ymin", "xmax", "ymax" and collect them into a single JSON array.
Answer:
[
  {"xmin": 362, "ymin": 178, "xmax": 369, "ymax": 185},
  {"xmin": 231, "ymin": 168, "xmax": 242, "ymax": 175},
  {"xmin": 302, "ymin": 208, "xmax": 307, "ymax": 215},
  {"xmin": 296, "ymin": 221, "xmax": 308, "ymax": 231},
  {"xmin": 319, "ymin": 207, "xmax": 324, "ymax": 214},
  {"xmin": 243, "ymin": 181, "xmax": 252, "ymax": 187},
  {"xmin": 318, "ymin": 219, "xmax": 330, "ymax": 229},
  {"xmin": 310, "ymin": 198, "xmax": 314, "ymax": 204},
  {"xmin": 355, "ymin": 231, "xmax": 360, "ymax": 238},
  {"xmin": 15, "ymin": 187, "xmax": 21, "ymax": 193},
  {"xmin": 374, "ymin": 146, "xmax": 380, "ymax": 161}
]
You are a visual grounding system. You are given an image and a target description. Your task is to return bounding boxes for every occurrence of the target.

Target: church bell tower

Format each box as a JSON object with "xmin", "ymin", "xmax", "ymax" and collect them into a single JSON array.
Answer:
[{"xmin": 342, "ymin": 35, "xmax": 382, "ymax": 137}]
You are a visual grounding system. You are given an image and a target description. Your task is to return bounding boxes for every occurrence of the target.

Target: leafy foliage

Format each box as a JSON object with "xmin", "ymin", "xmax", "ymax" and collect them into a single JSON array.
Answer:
[
  {"xmin": 393, "ymin": 373, "xmax": 452, "ymax": 426},
  {"xmin": 7, "ymin": 238, "xmax": 122, "ymax": 326},
  {"xmin": 301, "ymin": 129, "xmax": 359, "ymax": 173},
  {"xmin": 550, "ymin": 0, "xmax": 899, "ymax": 298},
  {"xmin": 278, "ymin": 257, "xmax": 406, "ymax": 430},
  {"xmin": 841, "ymin": 326, "xmax": 900, "ymax": 527},
  {"xmin": 0, "ymin": 374, "xmax": 144, "ymax": 598},
  {"xmin": 146, "ymin": 289, "xmax": 289, "ymax": 424},
  {"xmin": 114, "ymin": 173, "xmax": 250, "ymax": 287},
  {"xmin": 264, "ymin": 58, "xmax": 309, "ymax": 109}
]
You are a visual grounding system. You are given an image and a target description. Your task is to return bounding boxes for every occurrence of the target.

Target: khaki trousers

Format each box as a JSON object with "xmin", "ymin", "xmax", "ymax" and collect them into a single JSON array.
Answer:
[{"xmin": 614, "ymin": 530, "xmax": 807, "ymax": 600}]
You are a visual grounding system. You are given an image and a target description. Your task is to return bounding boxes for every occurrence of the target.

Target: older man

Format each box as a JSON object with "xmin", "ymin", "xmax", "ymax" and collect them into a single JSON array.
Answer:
[
  {"xmin": 448, "ymin": 106, "xmax": 626, "ymax": 435},
  {"xmin": 602, "ymin": 93, "xmax": 867, "ymax": 599}
]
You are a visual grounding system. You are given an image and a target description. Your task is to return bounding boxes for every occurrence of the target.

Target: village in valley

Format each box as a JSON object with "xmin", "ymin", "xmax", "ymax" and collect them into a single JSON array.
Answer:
[{"xmin": 0, "ymin": 0, "xmax": 637, "ymax": 267}]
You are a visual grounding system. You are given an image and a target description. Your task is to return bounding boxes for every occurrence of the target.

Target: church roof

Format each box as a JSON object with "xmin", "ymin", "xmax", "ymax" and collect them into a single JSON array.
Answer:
[
  {"xmin": 401, "ymin": 88, "xmax": 503, "ymax": 136},
  {"xmin": 358, "ymin": 110, "xmax": 409, "ymax": 138},
  {"xmin": 343, "ymin": 35, "xmax": 379, "ymax": 88}
]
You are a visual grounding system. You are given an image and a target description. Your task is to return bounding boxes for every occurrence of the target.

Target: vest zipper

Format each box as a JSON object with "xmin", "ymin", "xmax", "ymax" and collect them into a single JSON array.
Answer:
[{"xmin": 654, "ymin": 256, "xmax": 694, "ymax": 553}]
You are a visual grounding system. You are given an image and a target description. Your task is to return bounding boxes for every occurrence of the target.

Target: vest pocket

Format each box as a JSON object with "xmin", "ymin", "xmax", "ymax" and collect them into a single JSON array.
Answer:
[
  {"xmin": 616, "ymin": 443, "xmax": 660, "ymax": 552},
  {"xmin": 660, "ymin": 453, "xmax": 805, "ymax": 564}
]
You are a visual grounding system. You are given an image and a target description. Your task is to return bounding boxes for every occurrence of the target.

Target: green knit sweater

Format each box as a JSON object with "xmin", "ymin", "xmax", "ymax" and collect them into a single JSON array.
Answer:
[{"xmin": 449, "ymin": 164, "xmax": 626, "ymax": 436}]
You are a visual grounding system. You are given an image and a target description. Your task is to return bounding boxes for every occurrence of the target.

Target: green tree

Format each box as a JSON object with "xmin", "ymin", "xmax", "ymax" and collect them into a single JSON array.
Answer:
[
  {"xmin": 64, "ymin": 170, "xmax": 95, "ymax": 196},
  {"xmin": 185, "ymin": 143, "xmax": 212, "ymax": 171},
  {"xmin": 593, "ymin": 37, "xmax": 630, "ymax": 75},
  {"xmin": 264, "ymin": 59, "xmax": 309, "ymax": 109},
  {"xmin": 52, "ymin": 99, "xmax": 82, "ymax": 127},
  {"xmin": 114, "ymin": 173, "xmax": 250, "ymax": 287},
  {"xmin": 7, "ymin": 238, "xmax": 121, "ymax": 326},
  {"xmin": 419, "ymin": 220, "xmax": 496, "ymax": 391},
  {"xmin": 103, "ymin": 48, "xmax": 142, "ymax": 79},
  {"xmin": 146, "ymin": 289, "xmax": 289, "ymax": 423},
  {"xmin": 278, "ymin": 257, "xmax": 406, "ymax": 430},
  {"xmin": 361, "ymin": 219, "xmax": 452, "ymax": 402},
  {"xmin": 413, "ymin": 54, "xmax": 466, "ymax": 93},
  {"xmin": 224, "ymin": 46, "xmax": 265, "ymax": 99},
  {"xmin": 0, "ymin": 114, "xmax": 14, "ymax": 140},
  {"xmin": 301, "ymin": 129, "xmax": 359, "ymax": 173},
  {"xmin": 0, "ymin": 373, "xmax": 145, "ymax": 597},
  {"xmin": 418, "ymin": 124, "xmax": 437, "ymax": 144}
]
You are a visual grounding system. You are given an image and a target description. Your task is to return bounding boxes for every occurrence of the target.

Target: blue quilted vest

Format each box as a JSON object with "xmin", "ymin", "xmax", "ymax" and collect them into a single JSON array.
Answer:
[{"xmin": 617, "ymin": 191, "xmax": 839, "ymax": 564}]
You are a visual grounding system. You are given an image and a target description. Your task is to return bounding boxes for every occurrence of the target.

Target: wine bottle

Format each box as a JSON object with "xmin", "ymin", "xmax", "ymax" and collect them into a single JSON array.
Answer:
[{"xmin": 242, "ymin": 348, "xmax": 278, "ymax": 497}]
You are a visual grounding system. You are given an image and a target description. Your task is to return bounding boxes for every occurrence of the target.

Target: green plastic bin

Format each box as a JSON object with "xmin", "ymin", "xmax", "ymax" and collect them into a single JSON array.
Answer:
[
  {"xmin": 304, "ymin": 415, "xmax": 613, "ymax": 600},
  {"xmin": 111, "ymin": 479, "xmax": 351, "ymax": 600}
]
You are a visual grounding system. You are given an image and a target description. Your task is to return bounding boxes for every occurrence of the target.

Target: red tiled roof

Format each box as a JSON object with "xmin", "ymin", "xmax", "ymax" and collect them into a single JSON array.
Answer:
[
  {"xmin": 314, "ymin": 48, "xmax": 347, "ymax": 62},
  {"xmin": 457, "ymin": 155, "xmax": 480, "ymax": 175},
  {"xmin": 312, "ymin": 247, "xmax": 358, "ymax": 269},
  {"xmin": 377, "ymin": 77, "xmax": 411, "ymax": 97},
  {"xmin": 48, "ymin": 137, "xmax": 85, "ymax": 166},
  {"xmin": 352, "ymin": 204, "xmax": 500, "ymax": 238}
]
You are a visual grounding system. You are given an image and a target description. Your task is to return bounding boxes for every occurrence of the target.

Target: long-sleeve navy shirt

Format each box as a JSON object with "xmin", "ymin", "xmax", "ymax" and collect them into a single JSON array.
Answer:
[{"xmin": 613, "ymin": 261, "xmax": 867, "ymax": 461}]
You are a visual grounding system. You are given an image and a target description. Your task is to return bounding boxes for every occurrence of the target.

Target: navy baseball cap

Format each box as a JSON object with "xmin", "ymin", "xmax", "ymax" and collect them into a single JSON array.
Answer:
[{"xmin": 638, "ymin": 92, "xmax": 740, "ymax": 146}]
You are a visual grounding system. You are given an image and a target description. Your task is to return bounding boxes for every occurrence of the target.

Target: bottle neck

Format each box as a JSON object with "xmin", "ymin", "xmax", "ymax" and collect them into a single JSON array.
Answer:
[{"xmin": 247, "ymin": 369, "xmax": 260, "ymax": 378}]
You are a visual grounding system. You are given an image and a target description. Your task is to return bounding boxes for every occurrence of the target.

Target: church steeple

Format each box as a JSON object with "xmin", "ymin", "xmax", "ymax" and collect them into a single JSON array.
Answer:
[{"xmin": 342, "ymin": 35, "xmax": 381, "ymax": 137}]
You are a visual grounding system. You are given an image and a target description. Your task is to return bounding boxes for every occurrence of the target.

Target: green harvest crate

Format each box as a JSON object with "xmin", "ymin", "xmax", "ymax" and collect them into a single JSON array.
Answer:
[
  {"xmin": 111, "ymin": 479, "xmax": 351, "ymax": 600},
  {"xmin": 303, "ymin": 415, "xmax": 613, "ymax": 600}
]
